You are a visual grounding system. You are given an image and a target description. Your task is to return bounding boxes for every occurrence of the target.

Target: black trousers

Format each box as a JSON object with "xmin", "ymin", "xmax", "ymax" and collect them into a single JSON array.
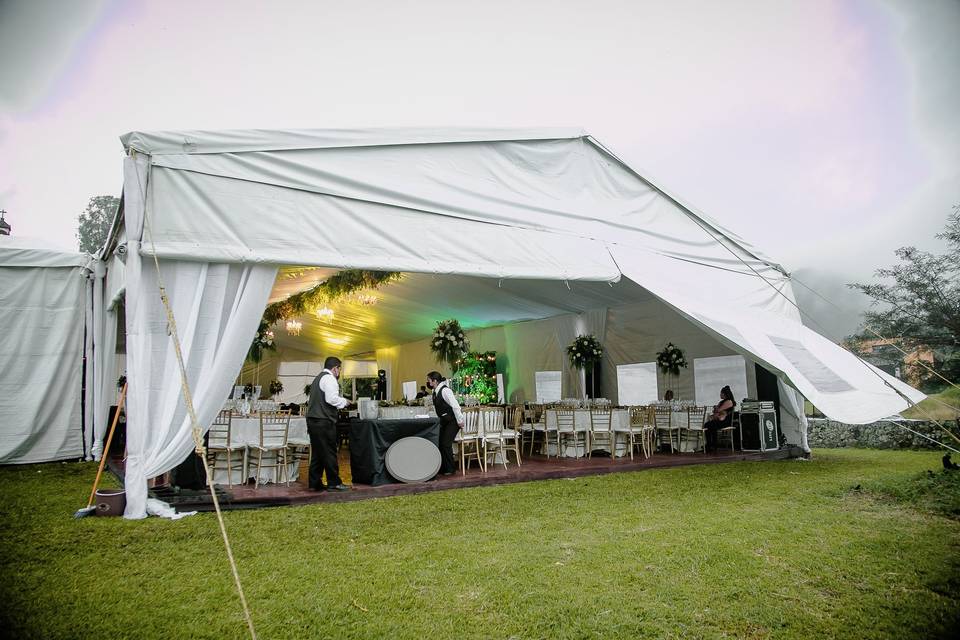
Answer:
[
  {"xmin": 307, "ymin": 417, "xmax": 341, "ymax": 489},
  {"xmin": 439, "ymin": 418, "xmax": 460, "ymax": 474},
  {"xmin": 704, "ymin": 419, "xmax": 723, "ymax": 452}
]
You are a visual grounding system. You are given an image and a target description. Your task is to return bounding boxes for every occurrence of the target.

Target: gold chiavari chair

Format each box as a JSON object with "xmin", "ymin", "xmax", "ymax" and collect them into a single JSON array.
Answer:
[
  {"xmin": 250, "ymin": 410, "xmax": 291, "ymax": 488},
  {"xmin": 555, "ymin": 407, "xmax": 585, "ymax": 459},
  {"xmin": 682, "ymin": 406, "xmax": 707, "ymax": 453},
  {"xmin": 588, "ymin": 406, "xmax": 613, "ymax": 458},
  {"xmin": 618, "ymin": 406, "xmax": 648, "ymax": 460},
  {"xmin": 654, "ymin": 405, "xmax": 676, "ymax": 454},
  {"xmin": 717, "ymin": 411, "xmax": 738, "ymax": 454},
  {"xmin": 206, "ymin": 409, "xmax": 245, "ymax": 487}
]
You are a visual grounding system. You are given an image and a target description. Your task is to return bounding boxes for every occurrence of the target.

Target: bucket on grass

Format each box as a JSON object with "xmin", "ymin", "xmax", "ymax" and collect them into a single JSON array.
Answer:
[{"xmin": 95, "ymin": 489, "xmax": 126, "ymax": 516}]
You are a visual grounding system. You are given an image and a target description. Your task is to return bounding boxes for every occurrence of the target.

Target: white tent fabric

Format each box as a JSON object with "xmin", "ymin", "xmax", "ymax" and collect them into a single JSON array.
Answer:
[
  {"xmin": 0, "ymin": 237, "xmax": 91, "ymax": 463},
  {"xmin": 110, "ymin": 127, "xmax": 925, "ymax": 516},
  {"xmin": 608, "ymin": 245, "xmax": 924, "ymax": 424}
]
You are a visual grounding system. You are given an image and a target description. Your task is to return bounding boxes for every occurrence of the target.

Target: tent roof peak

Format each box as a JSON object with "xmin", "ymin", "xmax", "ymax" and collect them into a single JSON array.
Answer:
[{"xmin": 121, "ymin": 126, "xmax": 590, "ymax": 156}]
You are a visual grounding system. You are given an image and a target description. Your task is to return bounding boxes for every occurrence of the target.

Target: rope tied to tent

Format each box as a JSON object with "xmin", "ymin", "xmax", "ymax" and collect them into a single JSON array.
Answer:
[{"xmin": 133, "ymin": 153, "xmax": 258, "ymax": 640}]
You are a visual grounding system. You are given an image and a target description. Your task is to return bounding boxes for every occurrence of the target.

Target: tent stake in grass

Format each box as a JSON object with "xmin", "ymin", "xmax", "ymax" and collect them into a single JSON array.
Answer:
[{"xmin": 74, "ymin": 383, "xmax": 127, "ymax": 518}]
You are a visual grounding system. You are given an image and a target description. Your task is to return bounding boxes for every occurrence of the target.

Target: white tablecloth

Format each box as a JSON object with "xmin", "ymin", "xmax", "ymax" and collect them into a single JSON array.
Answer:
[
  {"xmin": 656, "ymin": 409, "xmax": 706, "ymax": 453},
  {"xmin": 543, "ymin": 409, "xmax": 631, "ymax": 457},
  {"xmin": 230, "ymin": 416, "xmax": 309, "ymax": 446}
]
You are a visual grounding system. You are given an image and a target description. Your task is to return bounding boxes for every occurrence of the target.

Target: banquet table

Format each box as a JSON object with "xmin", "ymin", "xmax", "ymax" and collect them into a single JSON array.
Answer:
[
  {"xmin": 378, "ymin": 406, "xmax": 437, "ymax": 420},
  {"xmin": 211, "ymin": 415, "xmax": 309, "ymax": 485},
  {"xmin": 660, "ymin": 407, "xmax": 707, "ymax": 453},
  {"xmin": 350, "ymin": 418, "xmax": 440, "ymax": 486},
  {"xmin": 543, "ymin": 409, "xmax": 631, "ymax": 457}
]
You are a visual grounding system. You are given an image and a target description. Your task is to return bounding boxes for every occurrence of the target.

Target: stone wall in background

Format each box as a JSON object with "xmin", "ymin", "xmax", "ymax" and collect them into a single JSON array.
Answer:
[{"xmin": 806, "ymin": 418, "xmax": 957, "ymax": 450}]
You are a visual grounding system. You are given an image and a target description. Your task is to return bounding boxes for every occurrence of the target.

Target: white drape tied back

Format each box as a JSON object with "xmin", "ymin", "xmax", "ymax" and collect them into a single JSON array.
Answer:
[{"xmin": 122, "ymin": 255, "xmax": 276, "ymax": 519}]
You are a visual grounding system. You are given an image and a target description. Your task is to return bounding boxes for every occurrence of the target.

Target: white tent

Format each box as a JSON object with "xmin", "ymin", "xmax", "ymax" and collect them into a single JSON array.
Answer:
[
  {"xmin": 0, "ymin": 237, "xmax": 92, "ymax": 463},
  {"xmin": 103, "ymin": 127, "xmax": 924, "ymax": 519}
]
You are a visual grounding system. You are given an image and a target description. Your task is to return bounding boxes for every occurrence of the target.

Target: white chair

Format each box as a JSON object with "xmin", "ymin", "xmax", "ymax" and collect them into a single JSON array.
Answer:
[
  {"xmin": 479, "ymin": 406, "xmax": 509, "ymax": 471},
  {"xmin": 250, "ymin": 410, "xmax": 291, "ymax": 488},
  {"xmin": 456, "ymin": 408, "xmax": 484, "ymax": 474},
  {"xmin": 588, "ymin": 407, "xmax": 613, "ymax": 458},
  {"xmin": 206, "ymin": 409, "xmax": 245, "ymax": 487},
  {"xmin": 500, "ymin": 405, "xmax": 523, "ymax": 467}
]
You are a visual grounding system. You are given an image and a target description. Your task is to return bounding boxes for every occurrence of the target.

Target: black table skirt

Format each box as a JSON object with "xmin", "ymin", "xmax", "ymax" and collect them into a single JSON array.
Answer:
[{"xmin": 349, "ymin": 418, "xmax": 440, "ymax": 486}]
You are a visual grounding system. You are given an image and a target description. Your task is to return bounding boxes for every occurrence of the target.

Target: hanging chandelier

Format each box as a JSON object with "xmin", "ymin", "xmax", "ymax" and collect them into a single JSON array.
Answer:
[
  {"xmin": 315, "ymin": 307, "xmax": 335, "ymax": 322},
  {"xmin": 354, "ymin": 293, "xmax": 378, "ymax": 306},
  {"xmin": 285, "ymin": 319, "xmax": 302, "ymax": 336}
]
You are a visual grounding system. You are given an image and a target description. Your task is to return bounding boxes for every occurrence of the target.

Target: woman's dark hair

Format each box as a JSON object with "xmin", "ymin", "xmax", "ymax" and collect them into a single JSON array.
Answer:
[
  {"xmin": 427, "ymin": 371, "xmax": 445, "ymax": 383},
  {"xmin": 720, "ymin": 385, "xmax": 735, "ymax": 404}
]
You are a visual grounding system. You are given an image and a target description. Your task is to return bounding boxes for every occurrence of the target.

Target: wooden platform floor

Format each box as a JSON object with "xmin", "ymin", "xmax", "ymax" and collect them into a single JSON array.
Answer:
[{"xmin": 134, "ymin": 447, "xmax": 799, "ymax": 512}]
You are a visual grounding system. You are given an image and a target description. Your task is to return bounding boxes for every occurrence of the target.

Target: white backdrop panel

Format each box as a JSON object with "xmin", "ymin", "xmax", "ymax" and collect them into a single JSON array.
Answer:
[{"xmin": 694, "ymin": 355, "xmax": 748, "ymax": 406}]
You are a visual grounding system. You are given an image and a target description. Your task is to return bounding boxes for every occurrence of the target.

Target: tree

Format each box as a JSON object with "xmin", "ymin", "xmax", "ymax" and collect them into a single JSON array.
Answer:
[
  {"xmin": 76, "ymin": 195, "xmax": 119, "ymax": 254},
  {"xmin": 848, "ymin": 206, "xmax": 960, "ymax": 390}
]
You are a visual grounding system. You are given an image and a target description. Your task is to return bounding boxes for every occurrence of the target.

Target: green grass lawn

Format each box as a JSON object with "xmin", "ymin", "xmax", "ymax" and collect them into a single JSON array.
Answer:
[{"xmin": 1, "ymin": 450, "xmax": 958, "ymax": 639}]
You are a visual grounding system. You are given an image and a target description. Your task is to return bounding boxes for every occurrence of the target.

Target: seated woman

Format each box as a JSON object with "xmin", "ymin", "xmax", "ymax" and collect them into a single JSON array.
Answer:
[{"xmin": 703, "ymin": 385, "xmax": 736, "ymax": 453}]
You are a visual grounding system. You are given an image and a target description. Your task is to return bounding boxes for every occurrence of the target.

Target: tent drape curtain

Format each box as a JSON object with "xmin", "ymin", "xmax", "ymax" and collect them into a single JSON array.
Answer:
[
  {"xmin": 122, "ymin": 155, "xmax": 278, "ymax": 519},
  {"xmin": 123, "ymin": 254, "xmax": 276, "ymax": 518}
]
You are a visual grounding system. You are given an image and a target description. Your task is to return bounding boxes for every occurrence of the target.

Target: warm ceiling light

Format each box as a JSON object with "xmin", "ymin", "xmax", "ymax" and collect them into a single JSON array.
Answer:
[
  {"xmin": 285, "ymin": 319, "xmax": 302, "ymax": 336},
  {"xmin": 354, "ymin": 293, "xmax": 378, "ymax": 306}
]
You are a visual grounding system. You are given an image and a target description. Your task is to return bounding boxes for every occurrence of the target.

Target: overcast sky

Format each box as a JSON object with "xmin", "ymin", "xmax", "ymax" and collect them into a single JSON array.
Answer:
[{"xmin": 1, "ymin": 0, "xmax": 957, "ymax": 337}]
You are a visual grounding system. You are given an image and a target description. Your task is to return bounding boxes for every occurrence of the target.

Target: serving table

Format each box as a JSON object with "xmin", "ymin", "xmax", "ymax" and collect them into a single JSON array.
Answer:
[{"xmin": 349, "ymin": 418, "xmax": 440, "ymax": 486}]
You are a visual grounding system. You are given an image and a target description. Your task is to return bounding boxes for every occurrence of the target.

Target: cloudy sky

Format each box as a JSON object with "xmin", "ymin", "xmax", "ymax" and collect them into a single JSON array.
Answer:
[{"xmin": 1, "ymin": 0, "xmax": 957, "ymax": 337}]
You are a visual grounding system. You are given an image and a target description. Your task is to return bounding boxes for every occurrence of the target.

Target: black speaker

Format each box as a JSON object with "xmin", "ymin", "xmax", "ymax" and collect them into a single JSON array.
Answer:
[
  {"xmin": 740, "ymin": 411, "xmax": 761, "ymax": 450},
  {"xmin": 739, "ymin": 402, "xmax": 779, "ymax": 452}
]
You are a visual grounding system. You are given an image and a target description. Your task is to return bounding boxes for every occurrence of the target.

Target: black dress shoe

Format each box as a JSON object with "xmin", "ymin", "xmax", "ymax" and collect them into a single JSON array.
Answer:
[{"xmin": 329, "ymin": 484, "xmax": 351, "ymax": 492}]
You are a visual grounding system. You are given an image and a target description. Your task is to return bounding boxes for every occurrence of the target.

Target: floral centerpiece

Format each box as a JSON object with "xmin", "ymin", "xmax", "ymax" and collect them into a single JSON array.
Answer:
[
  {"xmin": 430, "ymin": 319, "xmax": 470, "ymax": 369},
  {"xmin": 268, "ymin": 380, "xmax": 284, "ymax": 397},
  {"xmin": 566, "ymin": 334, "xmax": 604, "ymax": 370},
  {"xmin": 655, "ymin": 342, "xmax": 688, "ymax": 375},
  {"xmin": 655, "ymin": 342, "xmax": 688, "ymax": 395}
]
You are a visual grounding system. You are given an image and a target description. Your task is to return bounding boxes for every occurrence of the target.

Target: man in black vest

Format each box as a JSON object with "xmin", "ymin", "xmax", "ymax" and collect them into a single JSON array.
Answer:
[
  {"xmin": 426, "ymin": 371, "xmax": 464, "ymax": 475},
  {"xmin": 306, "ymin": 357, "xmax": 351, "ymax": 491}
]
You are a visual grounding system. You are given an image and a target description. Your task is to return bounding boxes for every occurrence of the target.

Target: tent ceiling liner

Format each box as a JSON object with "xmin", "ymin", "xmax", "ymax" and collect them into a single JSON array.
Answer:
[{"xmin": 111, "ymin": 126, "xmax": 926, "ymax": 517}]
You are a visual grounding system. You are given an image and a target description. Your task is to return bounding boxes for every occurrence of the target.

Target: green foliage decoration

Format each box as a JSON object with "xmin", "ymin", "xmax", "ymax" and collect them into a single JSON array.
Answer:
[{"xmin": 454, "ymin": 351, "xmax": 498, "ymax": 403}]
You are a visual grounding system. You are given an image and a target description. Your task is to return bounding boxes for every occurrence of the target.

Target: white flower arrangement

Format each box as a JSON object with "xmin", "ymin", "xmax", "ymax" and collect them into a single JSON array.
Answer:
[
  {"xmin": 567, "ymin": 334, "xmax": 604, "ymax": 370},
  {"xmin": 430, "ymin": 318, "xmax": 470, "ymax": 366},
  {"xmin": 656, "ymin": 342, "xmax": 688, "ymax": 376}
]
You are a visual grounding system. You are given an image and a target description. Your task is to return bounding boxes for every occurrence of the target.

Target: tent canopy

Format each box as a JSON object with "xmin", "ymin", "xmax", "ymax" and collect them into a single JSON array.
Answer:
[
  {"xmin": 111, "ymin": 127, "xmax": 924, "ymax": 517},
  {"xmin": 0, "ymin": 237, "xmax": 91, "ymax": 463}
]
